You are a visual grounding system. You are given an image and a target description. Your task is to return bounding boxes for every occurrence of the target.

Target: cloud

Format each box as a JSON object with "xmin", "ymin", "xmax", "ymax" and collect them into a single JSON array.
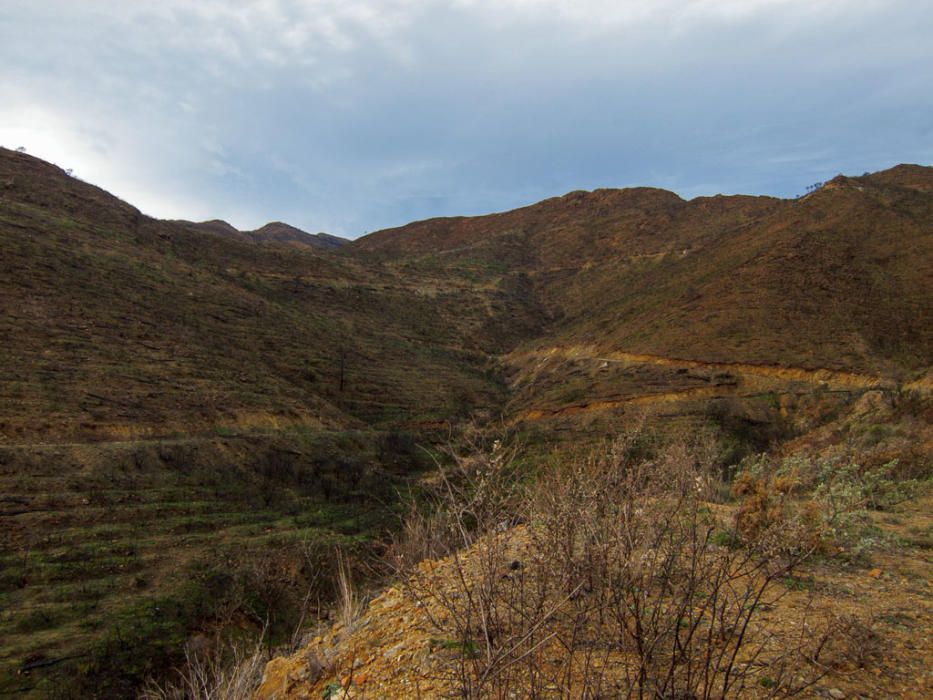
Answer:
[{"xmin": 1, "ymin": 0, "xmax": 930, "ymax": 235}]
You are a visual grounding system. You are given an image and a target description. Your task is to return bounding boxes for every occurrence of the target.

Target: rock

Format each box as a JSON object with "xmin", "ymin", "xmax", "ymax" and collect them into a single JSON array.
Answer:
[
  {"xmin": 298, "ymin": 650, "xmax": 325, "ymax": 683},
  {"xmin": 828, "ymin": 688, "xmax": 846, "ymax": 699},
  {"xmin": 254, "ymin": 649, "xmax": 327, "ymax": 699},
  {"xmin": 256, "ymin": 657, "xmax": 291, "ymax": 699},
  {"xmin": 383, "ymin": 642, "xmax": 405, "ymax": 659}
]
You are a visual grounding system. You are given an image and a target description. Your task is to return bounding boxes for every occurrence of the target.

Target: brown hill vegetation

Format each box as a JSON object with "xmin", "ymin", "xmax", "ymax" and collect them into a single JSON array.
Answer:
[
  {"xmin": 3, "ymin": 147, "xmax": 930, "ymax": 444},
  {"xmin": 0, "ymin": 148, "xmax": 528, "ymax": 444},
  {"xmin": 0, "ymin": 147, "xmax": 930, "ymax": 696},
  {"xmin": 349, "ymin": 165, "xmax": 933, "ymax": 460},
  {"xmin": 176, "ymin": 220, "xmax": 348, "ymax": 251},
  {"xmin": 351, "ymin": 166, "xmax": 932, "ymax": 379}
]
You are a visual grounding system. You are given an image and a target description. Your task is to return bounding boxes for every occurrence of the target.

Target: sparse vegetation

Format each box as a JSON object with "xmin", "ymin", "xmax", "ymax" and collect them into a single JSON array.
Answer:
[
  {"xmin": 1, "ymin": 149, "xmax": 930, "ymax": 697},
  {"xmin": 0, "ymin": 429, "xmax": 422, "ymax": 696},
  {"xmin": 140, "ymin": 639, "xmax": 269, "ymax": 700},
  {"xmin": 730, "ymin": 453, "xmax": 924, "ymax": 563},
  {"xmin": 381, "ymin": 429, "xmax": 893, "ymax": 698}
]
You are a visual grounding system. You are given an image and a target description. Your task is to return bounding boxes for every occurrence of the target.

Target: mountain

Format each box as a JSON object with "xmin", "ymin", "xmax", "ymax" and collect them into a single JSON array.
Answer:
[
  {"xmin": 0, "ymin": 148, "xmax": 524, "ymax": 444},
  {"xmin": 352, "ymin": 170, "xmax": 932, "ymax": 376},
  {"xmin": 1, "ymin": 146, "xmax": 930, "ymax": 696},
  {"xmin": 176, "ymin": 218, "xmax": 349, "ymax": 250},
  {"xmin": 3, "ymin": 147, "xmax": 931, "ymax": 442},
  {"xmin": 247, "ymin": 222, "xmax": 348, "ymax": 250},
  {"xmin": 349, "ymin": 166, "xmax": 932, "ymax": 438}
]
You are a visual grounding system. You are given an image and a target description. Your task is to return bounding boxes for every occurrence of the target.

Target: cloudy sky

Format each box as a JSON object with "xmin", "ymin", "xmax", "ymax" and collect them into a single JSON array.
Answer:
[{"xmin": 1, "ymin": 1, "xmax": 931, "ymax": 237}]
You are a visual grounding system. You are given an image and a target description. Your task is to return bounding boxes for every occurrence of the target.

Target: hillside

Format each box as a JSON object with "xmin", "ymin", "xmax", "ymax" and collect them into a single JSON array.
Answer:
[
  {"xmin": 259, "ymin": 492, "xmax": 933, "ymax": 699},
  {"xmin": 176, "ymin": 220, "xmax": 349, "ymax": 251},
  {"xmin": 1, "ymin": 148, "xmax": 930, "ymax": 696},
  {"xmin": 246, "ymin": 223, "xmax": 348, "ymax": 250},
  {"xmin": 3, "ymin": 148, "xmax": 929, "ymax": 443},
  {"xmin": 0, "ymin": 147, "xmax": 533, "ymax": 443},
  {"xmin": 350, "ymin": 166, "xmax": 933, "ymax": 442},
  {"xmin": 0, "ymin": 148, "xmax": 538, "ymax": 695},
  {"xmin": 351, "ymin": 167, "xmax": 932, "ymax": 377}
]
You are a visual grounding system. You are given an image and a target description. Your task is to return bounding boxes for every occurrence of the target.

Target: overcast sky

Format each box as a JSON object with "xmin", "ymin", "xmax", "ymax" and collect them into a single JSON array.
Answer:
[{"xmin": 1, "ymin": 1, "xmax": 931, "ymax": 237}]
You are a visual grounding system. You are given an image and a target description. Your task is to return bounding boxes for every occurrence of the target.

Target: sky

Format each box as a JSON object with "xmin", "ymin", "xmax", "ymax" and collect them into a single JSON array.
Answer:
[{"xmin": 1, "ymin": 1, "xmax": 931, "ymax": 238}]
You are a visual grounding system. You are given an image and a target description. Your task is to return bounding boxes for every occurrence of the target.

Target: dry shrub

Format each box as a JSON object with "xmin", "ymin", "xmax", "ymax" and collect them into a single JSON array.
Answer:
[
  {"xmin": 806, "ymin": 613, "xmax": 883, "ymax": 672},
  {"xmin": 397, "ymin": 429, "xmax": 837, "ymax": 698},
  {"xmin": 335, "ymin": 548, "xmax": 363, "ymax": 633},
  {"xmin": 731, "ymin": 471, "xmax": 825, "ymax": 556},
  {"xmin": 140, "ymin": 639, "xmax": 268, "ymax": 700},
  {"xmin": 143, "ymin": 541, "xmax": 357, "ymax": 700},
  {"xmin": 383, "ymin": 430, "xmax": 525, "ymax": 574}
]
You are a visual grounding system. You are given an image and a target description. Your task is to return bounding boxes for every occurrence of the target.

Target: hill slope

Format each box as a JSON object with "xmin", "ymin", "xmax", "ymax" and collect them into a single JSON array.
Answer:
[
  {"xmin": 0, "ymin": 148, "xmax": 533, "ymax": 442},
  {"xmin": 2, "ymin": 149, "xmax": 931, "ymax": 442},
  {"xmin": 351, "ymin": 167, "xmax": 932, "ymax": 378},
  {"xmin": 176, "ymin": 219, "xmax": 349, "ymax": 250},
  {"xmin": 1, "ymin": 148, "xmax": 930, "ymax": 695},
  {"xmin": 349, "ymin": 166, "xmax": 933, "ymax": 433}
]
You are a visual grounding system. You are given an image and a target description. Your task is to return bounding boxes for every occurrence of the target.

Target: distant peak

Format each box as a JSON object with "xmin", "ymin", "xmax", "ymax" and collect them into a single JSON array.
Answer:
[
  {"xmin": 251, "ymin": 221, "xmax": 304, "ymax": 235},
  {"xmin": 198, "ymin": 219, "xmax": 240, "ymax": 234},
  {"xmin": 551, "ymin": 186, "xmax": 684, "ymax": 205},
  {"xmin": 247, "ymin": 222, "xmax": 349, "ymax": 250}
]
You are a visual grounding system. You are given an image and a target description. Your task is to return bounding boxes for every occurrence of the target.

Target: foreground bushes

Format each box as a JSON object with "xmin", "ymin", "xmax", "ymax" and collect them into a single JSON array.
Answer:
[
  {"xmin": 149, "ymin": 426, "xmax": 922, "ymax": 698},
  {"xmin": 391, "ymin": 429, "xmax": 887, "ymax": 698}
]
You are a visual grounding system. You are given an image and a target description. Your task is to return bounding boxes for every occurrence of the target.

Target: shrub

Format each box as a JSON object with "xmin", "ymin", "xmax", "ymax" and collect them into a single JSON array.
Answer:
[
  {"xmin": 396, "ymin": 431, "xmax": 835, "ymax": 698},
  {"xmin": 140, "ymin": 640, "xmax": 268, "ymax": 700},
  {"xmin": 731, "ymin": 454, "xmax": 919, "ymax": 561}
]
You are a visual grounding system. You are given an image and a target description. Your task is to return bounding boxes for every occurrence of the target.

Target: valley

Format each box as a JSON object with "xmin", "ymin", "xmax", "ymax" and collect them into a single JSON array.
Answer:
[{"xmin": 0, "ymin": 147, "xmax": 930, "ymax": 697}]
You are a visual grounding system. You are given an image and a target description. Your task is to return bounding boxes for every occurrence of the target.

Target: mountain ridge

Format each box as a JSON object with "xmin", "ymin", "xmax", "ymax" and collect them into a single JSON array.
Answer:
[
  {"xmin": 176, "ymin": 218, "xmax": 349, "ymax": 250},
  {"xmin": 1, "ymin": 146, "xmax": 930, "ymax": 444},
  {"xmin": 2, "ymin": 146, "xmax": 931, "ymax": 697}
]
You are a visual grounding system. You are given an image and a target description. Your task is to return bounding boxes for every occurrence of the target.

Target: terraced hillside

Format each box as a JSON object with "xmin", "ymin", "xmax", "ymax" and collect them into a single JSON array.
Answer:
[
  {"xmin": 351, "ymin": 165, "xmax": 933, "ymax": 437},
  {"xmin": 1, "ymin": 148, "xmax": 930, "ymax": 696},
  {"xmin": 0, "ymin": 428, "xmax": 427, "ymax": 696},
  {"xmin": 4, "ymin": 148, "xmax": 930, "ymax": 443},
  {"xmin": 0, "ymin": 148, "xmax": 539, "ymax": 443},
  {"xmin": 0, "ymin": 148, "xmax": 540, "ymax": 695}
]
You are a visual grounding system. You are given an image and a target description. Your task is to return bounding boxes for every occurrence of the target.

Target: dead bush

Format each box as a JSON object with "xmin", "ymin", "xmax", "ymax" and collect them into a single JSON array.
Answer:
[
  {"xmin": 140, "ymin": 639, "xmax": 268, "ymax": 700},
  {"xmin": 806, "ymin": 613, "xmax": 883, "ymax": 672},
  {"xmin": 383, "ymin": 430, "xmax": 525, "ymax": 575},
  {"xmin": 397, "ymin": 430, "xmax": 836, "ymax": 698}
]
